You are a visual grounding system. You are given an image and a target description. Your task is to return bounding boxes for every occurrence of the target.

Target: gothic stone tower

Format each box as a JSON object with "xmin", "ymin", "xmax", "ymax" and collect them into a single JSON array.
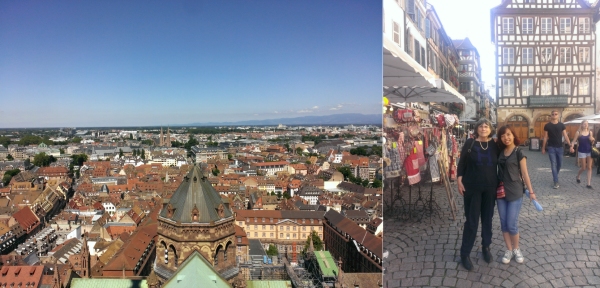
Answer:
[{"xmin": 154, "ymin": 164, "xmax": 238, "ymax": 283}]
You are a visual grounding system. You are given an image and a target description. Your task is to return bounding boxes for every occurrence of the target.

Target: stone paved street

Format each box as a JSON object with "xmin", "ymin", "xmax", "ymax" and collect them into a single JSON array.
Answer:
[{"xmin": 383, "ymin": 148, "xmax": 600, "ymax": 287}]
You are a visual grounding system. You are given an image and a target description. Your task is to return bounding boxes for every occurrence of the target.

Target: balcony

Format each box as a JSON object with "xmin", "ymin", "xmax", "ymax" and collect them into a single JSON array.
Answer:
[{"xmin": 458, "ymin": 71, "xmax": 480, "ymax": 83}]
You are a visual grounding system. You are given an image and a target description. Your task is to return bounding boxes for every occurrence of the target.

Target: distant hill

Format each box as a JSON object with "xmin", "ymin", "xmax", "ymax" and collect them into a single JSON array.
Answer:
[{"xmin": 187, "ymin": 113, "xmax": 381, "ymax": 126}]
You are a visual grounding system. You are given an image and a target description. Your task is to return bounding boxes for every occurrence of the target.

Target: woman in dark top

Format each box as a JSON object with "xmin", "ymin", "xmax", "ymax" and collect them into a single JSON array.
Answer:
[
  {"xmin": 457, "ymin": 118, "xmax": 499, "ymax": 271},
  {"xmin": 496, "ymin": 125, "xmax": 537, "ymax": 264},
  {"xmin": 569, "ymin": 120, "xmax": 595, "ymax": 189}
]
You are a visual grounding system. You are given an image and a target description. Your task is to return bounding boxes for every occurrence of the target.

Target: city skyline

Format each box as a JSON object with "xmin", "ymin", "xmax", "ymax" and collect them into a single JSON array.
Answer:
[{"xmin": 0, "ymin": 1, "xmax": 381, "ymax": 128}]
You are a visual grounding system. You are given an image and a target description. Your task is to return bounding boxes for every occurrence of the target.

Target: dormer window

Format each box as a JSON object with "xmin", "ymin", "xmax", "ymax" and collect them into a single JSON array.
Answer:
[
  {"xmin": 192, "ymin": 205, "xmax": 199, "ymax": 222},
  {"xmin": 166, "ymin": 204, "xmax": 175, "ymax": 218}
]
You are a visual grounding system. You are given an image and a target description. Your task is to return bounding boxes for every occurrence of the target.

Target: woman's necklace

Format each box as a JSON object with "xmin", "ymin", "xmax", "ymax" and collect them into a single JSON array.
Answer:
[{"xmin": 479, "ymin": 139, "xmax": 488, "ymax": 150}]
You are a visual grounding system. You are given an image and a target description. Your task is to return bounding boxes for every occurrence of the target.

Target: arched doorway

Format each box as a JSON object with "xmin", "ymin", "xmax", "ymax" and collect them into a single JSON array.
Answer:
[
  {"xmin": 534, "ymin": 115, "xmax": 552, "ymax": 138},
  {"xmin": 564, "ymin": 113, "xmax": 584, "ymax": 140},
  {"xmin": 507, "ymin": 115, "xmax": 529, "ymax": 144}
]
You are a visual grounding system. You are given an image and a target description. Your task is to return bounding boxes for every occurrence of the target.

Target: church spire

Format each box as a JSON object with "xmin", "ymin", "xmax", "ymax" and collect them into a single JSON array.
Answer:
[{"xmin": 160, "ymin": 127, "xmax": 164, "ymax": 146}]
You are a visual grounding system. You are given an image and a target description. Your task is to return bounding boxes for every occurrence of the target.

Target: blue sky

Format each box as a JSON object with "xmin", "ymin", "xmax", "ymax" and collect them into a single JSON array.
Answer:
[
  {"xmin": 427, "ymin": 0, "xmax": 500, "ymax": 98},
  {"xmin": 0, "ymin": 1, "xmax": 381, "ymax": 128}
]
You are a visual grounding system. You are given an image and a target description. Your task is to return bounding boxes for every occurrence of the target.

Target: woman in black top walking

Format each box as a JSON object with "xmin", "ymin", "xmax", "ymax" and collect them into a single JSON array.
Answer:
[
  {"xmin": 496, "ymin": 125, "xmax": 537, "ymax": 264},
  {"xmin": 569, "ymin": 120, "xmax": 595, "ymax": 189},
  {"xmin": 457, "ymin": 118, "xmax": 499, "ymax": 271}
]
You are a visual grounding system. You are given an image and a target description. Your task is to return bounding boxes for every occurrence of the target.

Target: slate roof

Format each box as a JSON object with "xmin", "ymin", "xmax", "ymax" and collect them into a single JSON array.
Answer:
[
  {"xmin": 324, "ymin": 210, "xmax": 381, "ymax": 259},
  {"xmin": 159, "ymin": 164, "xmax": 232, "ymax": 223}
]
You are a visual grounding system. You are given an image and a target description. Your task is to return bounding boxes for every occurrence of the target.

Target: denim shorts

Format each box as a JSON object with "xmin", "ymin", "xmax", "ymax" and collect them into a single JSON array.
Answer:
[
  {"xmin": 497, "ymin": 197, "xmax": 523, "ymax": 235},
  {"xmin": 578, "ymin": 152, "xmax": 591, "ymax": 158}
]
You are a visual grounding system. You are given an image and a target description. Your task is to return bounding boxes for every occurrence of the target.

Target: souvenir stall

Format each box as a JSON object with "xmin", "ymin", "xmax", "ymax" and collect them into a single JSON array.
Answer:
[
  {"xmin": 382, "ymin": 99, "xmax": 461, "ymax": 221},
  {"xmin": 383, "ymin": 39, "xmax": 466, "ymax": 222}
]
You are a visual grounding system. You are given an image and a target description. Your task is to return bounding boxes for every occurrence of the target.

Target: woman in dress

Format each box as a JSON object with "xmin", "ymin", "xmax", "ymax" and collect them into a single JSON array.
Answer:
[
  {"xmin": 570, "ymin": 120, "xmax": 595, "ymax": 189},
  {"xmin": 496, "ymin": 125, "xmax": 537, "ymax": 264},
  {"xmin": 456, "ymin": 118, "xmax": 499, "ymax": 270}
]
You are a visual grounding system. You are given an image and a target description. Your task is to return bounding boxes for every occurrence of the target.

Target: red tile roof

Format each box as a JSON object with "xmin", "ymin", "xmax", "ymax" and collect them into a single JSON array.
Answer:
[
  {"xmin": 12, "ymin": 206, "xmax": 39, "ymax": 232},
  {"xmin": 0, "ymin": 265, "xmax": 44, "ymax": 287}
]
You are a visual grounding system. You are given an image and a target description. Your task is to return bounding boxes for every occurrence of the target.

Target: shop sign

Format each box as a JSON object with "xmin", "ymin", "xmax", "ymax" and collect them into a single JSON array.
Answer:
[{"xmin": 527, "ymin": 96, "xmax": 568, "ymax": 108}]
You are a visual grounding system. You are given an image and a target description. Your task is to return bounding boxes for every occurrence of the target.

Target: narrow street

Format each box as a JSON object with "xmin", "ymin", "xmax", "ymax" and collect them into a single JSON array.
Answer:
[{"xmin": 384, "ymin": 148, "xmax": 600, "ymax": 287}]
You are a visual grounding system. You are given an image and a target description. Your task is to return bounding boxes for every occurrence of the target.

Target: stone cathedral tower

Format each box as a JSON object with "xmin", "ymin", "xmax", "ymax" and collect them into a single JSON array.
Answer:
[{"xmin": 153, "ymin": 164, "xmax": 238, "ymax": 284}]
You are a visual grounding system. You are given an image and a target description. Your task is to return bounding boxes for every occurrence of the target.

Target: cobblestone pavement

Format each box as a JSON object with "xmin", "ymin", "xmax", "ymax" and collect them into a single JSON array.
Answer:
[{"xmin": 383, "ymin": 149, "xmax": 600, "ymax": 288}]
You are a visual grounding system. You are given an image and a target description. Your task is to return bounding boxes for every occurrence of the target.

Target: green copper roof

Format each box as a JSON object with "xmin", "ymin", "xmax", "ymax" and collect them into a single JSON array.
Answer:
[
  {"xmin": 162, "ymin": 250, "xmax": 230, "ymax": 288},
  {"xmin": 71, "ymin": 279, "xmax": 148, "ymax": 288},
  {"xmin": 314, "ymin": 250, "xmax": 338, "ymax": 278},
  {"xmin": 246, "ymin": 281, "xmax": 292, "ymax": 288},
  {"xmin": 160, "ymin": 164, "xmax": 232, "ymax": 223}
]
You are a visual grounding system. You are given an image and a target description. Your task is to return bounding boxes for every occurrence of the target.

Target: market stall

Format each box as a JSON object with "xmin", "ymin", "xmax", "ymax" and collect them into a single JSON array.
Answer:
[{"xmin": 383, "ymin": 38, "xmax": 466, "ymax": 222}]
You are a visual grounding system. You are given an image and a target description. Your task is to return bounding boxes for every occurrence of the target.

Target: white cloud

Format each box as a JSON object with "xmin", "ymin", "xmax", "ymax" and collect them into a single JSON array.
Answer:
[
  {"xmin": 297, "ymin": 110, "xmax": 312, "ymax": 113},
  {"xmin": 329, "ymin": 107, "xmax": 340, "ymax": 110},
  {"xmin": 312, "ymin": 106, "xmax": 319, "ymax": 109}
]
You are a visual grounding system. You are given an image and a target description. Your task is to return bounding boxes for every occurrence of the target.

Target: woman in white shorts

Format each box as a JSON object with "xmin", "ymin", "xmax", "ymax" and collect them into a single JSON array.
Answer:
[{"xmin": 569, "ymin": 120, "xmax": 595, "ymax": 189}]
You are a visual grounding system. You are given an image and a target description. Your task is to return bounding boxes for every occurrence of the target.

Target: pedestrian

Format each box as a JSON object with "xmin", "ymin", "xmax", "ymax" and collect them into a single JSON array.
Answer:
[
  {"xmin": 570, "ymin": 120, "xmax": 595, "ymax": 189},
  {"xmin": 456, "ymin": 118, "xmax": 499, "ymax": 271},
  {"xmin": 541, "ymin": 110, "xmax": 573, "ymax": 188},
  {"xmin": 496, "ymin": 125, "xmax": 537, "ymax": 264}
]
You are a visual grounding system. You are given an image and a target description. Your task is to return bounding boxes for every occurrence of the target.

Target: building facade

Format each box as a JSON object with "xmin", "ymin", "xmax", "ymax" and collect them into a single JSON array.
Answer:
[
  {"xmin": 234, "ymin": 210, "xmax": 325, "ymax": 254},
  {"xmin": 492, "ymin": 0, "xmax": 597, "ymax": 140}
]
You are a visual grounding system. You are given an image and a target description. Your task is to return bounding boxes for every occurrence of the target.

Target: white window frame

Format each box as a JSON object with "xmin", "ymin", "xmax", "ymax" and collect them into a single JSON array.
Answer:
[
  {"xmin": 522, "ymin": 48, "xmax": 534, "ymax": 64},
  {"xmin": 522, "ymin": 18, "xmax": 534, "ymax": 34},
  {"xmin": 503, "ymin": 47, "xmax": 514, "ymax": 65},
  {"xmin": 560, "ymin": 47, "xmax": 571, "ymax": 64},
  {"xmin": 579, "ymin": 17, "xmax": 590, "ymax": 34},
  {"xmin": 559, "ymin": 78, "xmax": 571, "ymax": 95},
  {"xmin": 541, "ymin": 78, "xmax": 552, "ymax": 96},
  {"xmin": 503, "ymin": 79, "xmax": 515, "ymax": 97},
  {"xmin": 579, "ymin": 47, "xmax": 590, "ymax": 63},
  {"xmin": 392, "ymin": 21, "xmax": 400, "ymax": 45},
  {"xmin": 560, "ymin": 18, "xmax": 571, "ymax": 34},
  {"xmin": 578, "ymin": 77, "xmax": 590, "ymax": 95},
  {"xmin": 502, "ymin": 18, "xmax": 514, "ymax": 34},
  {"xmin": 541, "ymin": 47, "xmax": 552, "ymax": 64},
  {"xmin": 522, "ymin": 78, "xmax": 534, "ymax": 97},
  {"xmin": 541, "ymin": 18, "xmax": 552, "ymax": 34}
]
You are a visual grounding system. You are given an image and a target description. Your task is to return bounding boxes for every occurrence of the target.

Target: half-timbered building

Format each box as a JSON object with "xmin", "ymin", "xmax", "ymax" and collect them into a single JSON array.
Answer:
[{"xmin": 491, "ymin": 0, "xmax": 597, "ymax": 140}]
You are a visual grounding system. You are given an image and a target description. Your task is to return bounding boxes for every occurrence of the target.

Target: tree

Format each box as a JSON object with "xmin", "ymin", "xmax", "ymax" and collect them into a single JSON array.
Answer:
[
  {"xmin": 129, "ymin": 133, "xmax": 133, "ymax": 140},
  {"xmin": 282, "ymin": 192, "xmax": 291, "ymax": 199},
  {"xmin": 59, "ymin": 148, "xmax": 65, "ymax": 155},
  {"xmin": 0, "ymin": 136, "xmax": 11, "ymax": 148},
  {"xmin": 228, "ymin": 153, "xmax": 233, "ymax": 160},
  {"xmin": 33, "ymin": 152, "xmax": 55, "ymax": 167},
  {"xmin": 71, "ymin": 137, "xmax": 82, "ymax": 143},
  {"xmin": 6, "ymin": 154, "xmax": 13, "ymax": 161},
  {"xmin": 141, "ymin": 139, "xmax": 154, "ymax": 146},
  {"xmin": 2, "ymin": 169, "xmax": 21, "ymax": 186},
  {"xmin": 303, "ymin": 230, "xmax": 324, "ymax": 255},
  {"xmin": 212, "ymin": 167, "xmax": 220, "ymax": 176},
  {"xmin": 119, "ymin": 149, "xmax": 124, "ymax": 158},
  {"xmin": 184, "ymin": 135, "xmax": 199, "ymax": 151},
  {"xmin": 362, "ymin": 178, "xmax": 370, "ymax": 187},
  {"xmin": 336, "ymin": 166, "xmax": 352, "ymax": 181},
  {"xmin": 295, "ymin": 147, "xmax": 303, "ymax": 155},
  {"xmin": 284, "ymin": 143, "xmax": 291, "ymax": 153},
  {"xmin": 140, "ymin": 149, "xmax": 146, "ymax": 160},
  {"xmin": 266, "ymin": 244, "xmax": 279, "ymax": 257},
  {"xmin": 133, "ymin": 149, "xmax": 138, "ymax": 157},
  {"xmin": 371, "ymin": 179, "xmax": 382, "ymax": 188},
  {"xmin": 71, "ymin": 154, "xmax": 88, "ymax": 167}
]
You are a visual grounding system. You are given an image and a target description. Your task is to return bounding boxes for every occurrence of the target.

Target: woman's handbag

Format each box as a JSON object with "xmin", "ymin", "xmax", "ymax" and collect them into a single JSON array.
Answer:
[
  {"xmin": 497, "ymin": 181, "xmax": 506, "ymax": 198},
  {"xmin": 591, "ymin": 147, "xmax": 599, "ymax": 159}
]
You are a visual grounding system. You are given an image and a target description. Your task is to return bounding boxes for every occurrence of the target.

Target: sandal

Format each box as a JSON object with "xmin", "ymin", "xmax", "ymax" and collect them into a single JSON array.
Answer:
[
  {"xmin": 577, "ymin": 177, "xmax": 581, "ymax": 183},
  {"xmin": 587, "ymin": 185, "xmax": 593, "ymax": 189}
]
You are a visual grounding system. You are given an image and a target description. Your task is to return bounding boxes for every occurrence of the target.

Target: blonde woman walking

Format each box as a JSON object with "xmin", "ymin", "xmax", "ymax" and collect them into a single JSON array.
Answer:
[{"xmin": 570, "ymin": 120, "xmax": 595, "ymax": 189}]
